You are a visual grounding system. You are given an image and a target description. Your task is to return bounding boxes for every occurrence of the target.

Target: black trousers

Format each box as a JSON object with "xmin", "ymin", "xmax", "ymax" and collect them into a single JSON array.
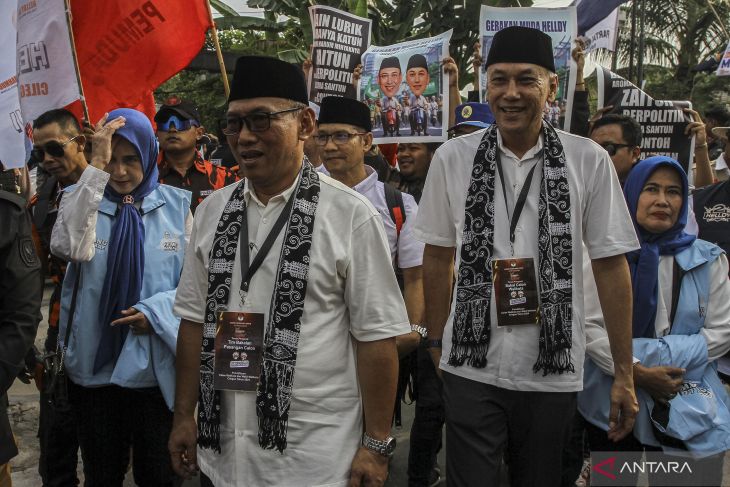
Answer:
[
  {"xmin": 68, "ymin": 380, "xmax": 178, "ymax": 487},
  {"xmin": 585, "ymin": 421, "xmax": 725, "ymax": 487},
  {"xmin": 407, "ymin": 342, "xmax": 445, "ymax": 487},
  {"xmin": 560, "ymin": 411, "xmax": 588, "ymax": 487},
  {"xmin": 443, "ymin": 372, "xmax": 577, "ymax": 487},
  {"xmin": 38, "ymin": 390, "xmax": 79, "ymax": 487}
]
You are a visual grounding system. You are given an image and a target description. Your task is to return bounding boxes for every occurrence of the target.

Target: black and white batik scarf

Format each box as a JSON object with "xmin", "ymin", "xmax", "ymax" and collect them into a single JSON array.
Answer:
[
  {"xmin": 451, "ymin": 122, "xmax": 575, "ymax": 375},
  {"xmin": 198, "ymin": 161, "xmax": 320, "ymax": 453}
]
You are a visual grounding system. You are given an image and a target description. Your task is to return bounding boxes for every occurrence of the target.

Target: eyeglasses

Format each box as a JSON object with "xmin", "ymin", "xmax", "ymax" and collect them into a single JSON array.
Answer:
[
  {"xmin": 599, "ymin": 142, "xmax": 632, "ymax": 157},
  {"xmin": 220, "ymin": 107, "xmax": 303, "ymax": 135},
  {"xmin": 31, "ymin": 135, "xmax": 81, "ymax": 161},
  {"xmin": 158, "ymin": 115, "xmax": 199, "ymax": 132},
  {"xmin": 314, "ymin": 132, "xmax": 367, "ymax": 146}
]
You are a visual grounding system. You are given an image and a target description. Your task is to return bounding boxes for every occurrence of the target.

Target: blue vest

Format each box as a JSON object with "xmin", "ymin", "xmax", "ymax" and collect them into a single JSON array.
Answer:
[
  {"xmin": 59, "ymin": 184, "xmax": 191, "ymax": 410},
  {"xmin": 579, "ymin": 240, "xmax": 730, "ymax": 456}
]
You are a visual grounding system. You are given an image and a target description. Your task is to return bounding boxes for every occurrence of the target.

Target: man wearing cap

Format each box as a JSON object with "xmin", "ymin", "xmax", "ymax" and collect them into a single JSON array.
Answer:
[
  {"xmin": 318, "ymin": 95, "xmax": 424, "ymax": 348},
  {"xmin": 448, "ymin": 102, "xmax": 495, "ymax": 138},
  {"xmin": 413, "ymin": 26, "xmax": 640, "ymax": 486},
  {"xmin": 169, "ymin": 56, "xmax": 409, "ymax": 487},
  {"xmin": 378, "ymin": 57, "xmax": 403, "ymax": 137},
  {"xmin": 155, "ymin": 98, "xmax": 237, "ymax": 213}
]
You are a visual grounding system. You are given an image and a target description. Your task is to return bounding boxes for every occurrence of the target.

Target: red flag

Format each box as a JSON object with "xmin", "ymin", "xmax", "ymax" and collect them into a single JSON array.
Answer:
[
  {"xmin": 71, "ymin": 0, "xmax": 211, "ymax": 122},
  {"xmin": 65, "ymin": 92, "xmax": 157, "ymax": 126}
]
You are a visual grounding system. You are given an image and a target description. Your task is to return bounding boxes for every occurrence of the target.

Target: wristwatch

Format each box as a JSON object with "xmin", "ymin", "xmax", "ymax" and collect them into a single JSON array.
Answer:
[
  {"xmin": 411, "ymin": 324, "xmax": 427, "ymax": 339},
  {"xmin": 362, "ymin": 433, "xmax": 397, "ymax": 457},
  {"xmin": 426, "ymin": 338, "xmax": 442, "ymax": 349}
]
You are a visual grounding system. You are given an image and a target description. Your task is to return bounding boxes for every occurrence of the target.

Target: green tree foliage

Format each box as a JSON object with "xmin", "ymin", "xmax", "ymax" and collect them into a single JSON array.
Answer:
[{"xmin": 610, "ymin": 0, "xmax": 730, "ymax": 114}]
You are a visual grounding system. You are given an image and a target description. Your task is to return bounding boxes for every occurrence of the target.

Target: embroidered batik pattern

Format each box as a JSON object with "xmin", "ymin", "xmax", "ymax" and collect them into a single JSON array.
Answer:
[
  {"xmin": 451, "ymin": 122, "xmax": 574, "ymax": 375},
  {"xmin": 197, "ymin": 161, "xmax": 320, "ymax": 453}
]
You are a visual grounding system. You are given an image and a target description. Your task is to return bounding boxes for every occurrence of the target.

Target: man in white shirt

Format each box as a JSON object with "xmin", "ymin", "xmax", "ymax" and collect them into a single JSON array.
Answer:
[
  {"xmin": 168, "ymin": 56, "xmax": 409, "ymax": 487},
  {"xmin": 318, "ymin": 96, "xmax": 424, "ymax": 352},
  {"xmin": 413, "ymin": 27, "xmax": 640, "ymax": 487}
]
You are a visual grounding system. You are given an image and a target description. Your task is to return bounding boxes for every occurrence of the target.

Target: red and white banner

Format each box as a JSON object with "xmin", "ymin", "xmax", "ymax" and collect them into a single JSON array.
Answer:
[
  {"xmin": 71, "ymin": 0, "xmax": 211, "ymax": 122},
  {"xmin": 0, "ymin": 2, "xmax": 26, "ymax": 169},
  {"xmin": 17, "ymin": 0, "xmax": 80, "ymax": 124}
]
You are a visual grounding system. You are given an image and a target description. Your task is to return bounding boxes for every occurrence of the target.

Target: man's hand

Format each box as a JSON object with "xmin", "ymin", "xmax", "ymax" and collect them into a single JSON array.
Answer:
[
  {"xmin": 572, "ymin": 39, "xmax": 586, "ymax": 80},
  {"xmin": 169, "ymin": 413, "xmax": 199, "ymax": 479},
  {"xmin": 349, "ymin": 446, "xmax": 388, "ymax": 487},
  {"xmin": 472, "ymin": 42, "xmax": 483, "ymax": 74},
  {"xmin": 110, "ymin": 307, "xmax": 151, "ymax": 335},
  {"xmin": 353, "ymin": 63, "xmax": 363, "ymax": 88},
  {"xmin": 90, "ymin": 113, "xmax": 126, "ymax": 169},
  {"xmin": 443, "ymin": 57, "xmax": 459, "ymax": 88},
  {"xmin": 684, "ymin": 108, "xmax": 707, "ymax": 146},
  {"xmin": 302, "ymin": 52, "xmax": 313, "ymax": 79},
  {"xmin": 588, "ymin": 105, "xmax": 614, "ymax": 132},
  {"xmin": 634, "ymin": 364, "xmax": 685, "ymax": 404},
  {"xmin": 607, "ymin": 376, "xmax": 639, "ymax": 442}
]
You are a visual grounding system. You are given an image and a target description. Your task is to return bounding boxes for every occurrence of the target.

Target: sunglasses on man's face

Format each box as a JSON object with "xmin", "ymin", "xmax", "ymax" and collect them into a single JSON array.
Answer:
[
  {"xmin": 599, "ymin": 142, "xmax": 632, "ymax": 157},
  {"xmin": 31, "ymin": 135, "xmax": 81, "ymax": 161},
  {"xmin": 158, "ymin": 115, "xmax": 199, "ymax": 132}
]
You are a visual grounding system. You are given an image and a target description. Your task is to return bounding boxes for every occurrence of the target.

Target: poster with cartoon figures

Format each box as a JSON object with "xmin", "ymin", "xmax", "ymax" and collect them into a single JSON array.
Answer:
[
  {"xmin": 358, "ymin": 30, "xmax": 452, "ymax": 143},
  {"xmin": 479, "ymin": 6, "xmax": 577, "ymax": 132}
]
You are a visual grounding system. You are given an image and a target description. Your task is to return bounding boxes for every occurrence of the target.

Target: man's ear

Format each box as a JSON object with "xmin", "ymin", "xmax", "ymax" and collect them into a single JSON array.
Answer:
[
  {"xmin": 547, "ymin": 73, "xmax": 559, "ymax": 103},
  {"xmin": 75, "ymin": 134, "xmax": 87, "ymax": 153},
  {"xmin": 195, "ymin": 126, "xmax": 205, "ymax": 140},
  {"xmin": 631, "ymin": 146, "xmax": 642, "ymax": 163},
  {"xmin": 362, "ymin": 132, "xmax": 374, "ymax": 153},
  {"xmin": 299, "ymin": 107, "xmax": 316, "ymax": 141}
]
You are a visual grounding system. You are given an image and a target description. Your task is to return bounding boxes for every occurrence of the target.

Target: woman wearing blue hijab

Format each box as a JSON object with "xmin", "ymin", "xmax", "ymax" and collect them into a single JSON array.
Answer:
[
  {"xmin": 51, "ymin": 108, "xmax": 192, "ymax": 486},
  {"xmin": 578, "ymin": 156, "xmax": 730, "ymax": 485}
]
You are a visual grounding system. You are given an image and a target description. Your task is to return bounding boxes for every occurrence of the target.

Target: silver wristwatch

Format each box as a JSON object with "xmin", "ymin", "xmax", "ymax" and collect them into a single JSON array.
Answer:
[
  {"xmin": 411, "ymin": 324, "xmax": 427, "ymax": 339},
  {"xmin": 362, "ymin": 433, "xmax": 397, "ymax": 457}
]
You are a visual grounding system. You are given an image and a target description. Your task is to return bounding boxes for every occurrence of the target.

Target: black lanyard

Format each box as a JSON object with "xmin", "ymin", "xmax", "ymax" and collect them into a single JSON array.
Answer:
[
  {"xmin": 239, "ymin": 195, "xmax": 295, "ymax": 303},
  {"xmin": 495, "ymin": 151, "xmax": 540, "ymax": 254}
]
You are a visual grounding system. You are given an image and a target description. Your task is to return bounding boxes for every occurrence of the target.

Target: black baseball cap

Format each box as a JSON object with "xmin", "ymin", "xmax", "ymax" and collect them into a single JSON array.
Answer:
[{"xmin": 154, "ymin": 96, "xmax": 201, "ymax": 124}]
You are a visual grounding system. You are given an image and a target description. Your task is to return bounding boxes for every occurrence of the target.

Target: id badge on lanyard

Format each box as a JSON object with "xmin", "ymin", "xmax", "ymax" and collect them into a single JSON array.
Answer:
[
  {"xmin": 493, "ymin": 152, "xmax": 541, "ymax": 327},
  {"xmin": 213, "ymin": 311, "xmax": 265, "ymax": 392},
  {"xmin": 492, "ymin": 257, "xmax": 540, "ymax": 327}
]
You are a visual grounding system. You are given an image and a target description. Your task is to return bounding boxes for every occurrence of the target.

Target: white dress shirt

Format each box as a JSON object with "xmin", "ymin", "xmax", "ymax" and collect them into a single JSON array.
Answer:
[
  {"xmin": 174, "ymin": 170, "xmax": 409, "ymax": 487},
  {"xmin": 352, "ymin": 165, "xmax": 423, "ymax": 268}
]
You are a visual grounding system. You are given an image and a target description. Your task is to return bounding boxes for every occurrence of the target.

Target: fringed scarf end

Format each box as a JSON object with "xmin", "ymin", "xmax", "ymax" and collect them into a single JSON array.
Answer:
[
  {"xmin": 197, "ymin": 422, "xmax": 221, "ymax": 454},
  {"xmin": 258, "ymin": 416, "xmax": 288, "ymax": 454}
]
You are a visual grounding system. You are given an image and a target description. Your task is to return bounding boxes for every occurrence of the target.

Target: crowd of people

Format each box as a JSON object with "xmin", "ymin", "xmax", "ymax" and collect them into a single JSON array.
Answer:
[{"xmin": 1, "ymin": 24, "xmax": 729, "ymax": 487}]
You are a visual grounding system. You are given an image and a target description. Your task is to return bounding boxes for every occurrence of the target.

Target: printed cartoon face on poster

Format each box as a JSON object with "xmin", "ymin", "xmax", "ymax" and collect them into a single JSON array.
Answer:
[
  {"xmin": 358, "ymin": 30, "xmax": 452, "ymax": 143},
  {"xmin": 479, "ymin": 6, "xmax": 577, "ymax": 132}
]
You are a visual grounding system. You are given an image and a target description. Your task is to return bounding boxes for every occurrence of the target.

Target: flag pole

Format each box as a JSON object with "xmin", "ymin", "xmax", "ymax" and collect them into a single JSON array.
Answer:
[
  {"xmin": 205, "ymin": 0, "xmax": 230, "ymax": 98},
  {"xmin": 64, "ymin": 0, "xmax": 91, "ymax": 123}
]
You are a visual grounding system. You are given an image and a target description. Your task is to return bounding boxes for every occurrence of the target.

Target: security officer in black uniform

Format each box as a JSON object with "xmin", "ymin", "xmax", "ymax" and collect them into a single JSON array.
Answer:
[{"xmin": 0, "ymin": 168, "xmax": 42, "ymax": 483}]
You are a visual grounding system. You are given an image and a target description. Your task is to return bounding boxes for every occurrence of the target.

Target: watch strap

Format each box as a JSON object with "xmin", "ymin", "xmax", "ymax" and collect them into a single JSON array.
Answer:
[
  {"xmin": 411, "ymin": 324, "xmax": 427, "ymax": 339},
  {"xmin": 426, "ymin": 338, "xmax": 442, "ymax": 349},
  {"xmin": 362, "ymin": 433, "xmax": 395, "ymax": 457}
]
